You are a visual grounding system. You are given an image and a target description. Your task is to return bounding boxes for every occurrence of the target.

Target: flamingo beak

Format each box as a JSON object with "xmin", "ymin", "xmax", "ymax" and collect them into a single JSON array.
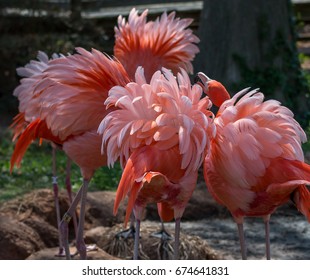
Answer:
[{"xmin": 195, "ymin": 72, "xmax": 212, "ymax": 92}]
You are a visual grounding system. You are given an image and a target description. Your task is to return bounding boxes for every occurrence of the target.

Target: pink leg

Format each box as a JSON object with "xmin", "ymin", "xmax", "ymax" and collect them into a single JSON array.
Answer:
[
  {"xmin": 75, "ymin": 178, "xmax": 89, "ymax": 260},
  {"xmin": 64, "ymin": 157, "xmax": 78, "ymax": 239},
  {"xmin": 237, "ymin": 223, "xmax": 247, "ymax": 260},
  {"xmin": 59, "ymin": 185, "xmax": 83, "ymax": 259},
  {"xmin": 51, "ymin": 145, "xmax": 64, "ymax": 256},
  {"xmin": 133, "ymin": 218, "xmax": 141, "ymax": 260},
  {"xmin": 263, "ymin": 215, "xmax": 271, "ymax": 260},
  {"xmin": 174, "ymin": 218, "xmax": 181, "ymax": 260}
]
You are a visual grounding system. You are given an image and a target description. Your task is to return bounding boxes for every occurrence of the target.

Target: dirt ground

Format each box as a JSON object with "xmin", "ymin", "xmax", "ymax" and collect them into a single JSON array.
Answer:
[
  {"xmin": 164, "ymin": 213, "xmax": 310, "ymax": 260},
  {"xmin": 0, "ymin": 185, "xmax": 309, "ymax": 260}
]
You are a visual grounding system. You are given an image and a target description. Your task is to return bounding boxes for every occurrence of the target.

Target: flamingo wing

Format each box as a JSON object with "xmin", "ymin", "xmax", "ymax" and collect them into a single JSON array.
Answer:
[
  {"xmin": 34, "ymin": 48, "xmax": 130, "ymax": 141},
  {"xmin": 114, "ymin": 8, "xmax": 200, "ymax": 81}
]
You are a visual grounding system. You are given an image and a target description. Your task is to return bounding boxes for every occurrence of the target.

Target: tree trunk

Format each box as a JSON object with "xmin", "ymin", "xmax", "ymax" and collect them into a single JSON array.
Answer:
[
  {"xmin": 194, "ymin": 0, "xmax": 309, "ymax": 122},
  {"xmin": 70, "ymin": 0, "xmax": 82, "ymax": 23}
]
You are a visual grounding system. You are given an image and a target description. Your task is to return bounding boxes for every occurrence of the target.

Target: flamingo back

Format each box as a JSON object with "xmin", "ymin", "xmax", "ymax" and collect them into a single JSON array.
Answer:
[
  {"xmin": 204, "ymin": 88, "xmax": 308, "ymax": 216},
  {"xmin": 100, "ymin": 67, "xmax": 215, "ymax": 224},
  {"xmin": 99, "ymin": 67, "xmax": 215, "ymax": 172},
  {"xmin": 13, "ymin": 51, "xmax": 62, "ymax": 122},
  {"xmin": 114, "ymin": 8, "xmax": 200, "ymax": 81},
  {"xmin": 33, "ymin": 48, "xmax": 130, "ymax": 141}
]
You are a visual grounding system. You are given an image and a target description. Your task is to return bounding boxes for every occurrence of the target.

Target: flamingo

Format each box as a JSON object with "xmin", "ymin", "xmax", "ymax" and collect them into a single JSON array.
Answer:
[
  {"xmin": 196, "ymin": 72, "xmax": 310, "ymax": 260},
  {"xmin": 99, "ymin": 67, "xmax": 216, "ymax": 259},
  {"xmin": 10, "ymin": 8, "xmax": 200, "ymax": 259},
  {"xmin": 113, "ymin": 7, "xmax": 200, "ymax": 242},
  {"xmin": 10, "ymin": 52, "xmax": 78, "ymax": 256}
]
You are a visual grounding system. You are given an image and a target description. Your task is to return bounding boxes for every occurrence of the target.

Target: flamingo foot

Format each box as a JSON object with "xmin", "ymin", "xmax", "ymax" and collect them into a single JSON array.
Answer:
[
  {"xmin": 151, "ymin": 228, "xmax": 172, "ymax": 241},
  {"xmin": 115, "ymin": 225, "xmax": 136, "ymax": 240}
]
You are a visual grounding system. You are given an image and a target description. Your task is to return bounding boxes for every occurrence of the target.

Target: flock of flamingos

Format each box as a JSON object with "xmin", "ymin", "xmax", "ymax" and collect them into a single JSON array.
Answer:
[{"xmin": 8, "ymin": 8, "xmax": 310, "ymax": 260}]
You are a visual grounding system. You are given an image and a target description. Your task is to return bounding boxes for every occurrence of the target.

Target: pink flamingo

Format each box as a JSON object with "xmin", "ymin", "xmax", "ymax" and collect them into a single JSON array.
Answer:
[
  {"xmin": 10, "ymin": 52, "xmax": 77, "ymax": 256},
  {"xmin": 114, "ymin": 8, "xmax": 199, "ymax": 241},
  {"xmin": 10, "ymin": 8, "xmax": 200, "ymax": 259},
  {"xmin": 196, "ymin": 72, "xmax": 310, "ymax": 260},
  {"xmin": 99, "ymin": 67, "xmax": 216, "ymax": 259}
]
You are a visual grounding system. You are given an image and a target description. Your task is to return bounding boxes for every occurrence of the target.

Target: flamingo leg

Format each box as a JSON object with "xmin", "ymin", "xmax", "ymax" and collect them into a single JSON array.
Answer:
[
  {"xmin": 264, "ymin": 215, "xmax": 271, "ymax": 260},
  {"xmin": 74, "ymin": 179, "xmax": 90, "ymax": 259},
  {"xmin": 133, "ymin": 218, "xmax": 141, "ymax": 260},
  {"xmin": 115, "ymin": 214, "xmax": 136, "ymax": 240},
  {"xmin": 59, "ymin": 184, "xmax": 83, "ymax": 259},
  {"xmin": 237, "ymin": 223, "xmax": 247, "ymax": 260},
  {"xmin": 51, "ymin": 145, "xmax": 64, "ymax": 256},
  {"xmin": 174, "ymin": 218, "xmax": 181, "ymax": 260},
  {"xmin": 64, "ymin": 157, "xmax": 78, "ymax": 240}
]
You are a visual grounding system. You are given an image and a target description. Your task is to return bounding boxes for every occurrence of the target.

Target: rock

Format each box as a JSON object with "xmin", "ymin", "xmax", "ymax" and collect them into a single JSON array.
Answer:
[
  {"xmin": 84, "ymin": 226, "xmax": 110, "ymax": 245},
  {"xmin": 0, "ymin": 215, "xmax": 45, "ymax": 259},
  {"xmin": 23, "ymin": 216, "xmax": 59, "ymax": 247},
  {"xmin": 0, "ymin": 189, "xmax": 71, "ymax": 226},
  {"xmin": 0, "ymin": 189, "xmax": 74, "ymax": 247},
  {"xmin": 27, "ymin": 246, "xmax": 120, "ymax": 260},
  {"xmin": 84, "ymin": 191, "xmax": 126, "ymax": 229}
]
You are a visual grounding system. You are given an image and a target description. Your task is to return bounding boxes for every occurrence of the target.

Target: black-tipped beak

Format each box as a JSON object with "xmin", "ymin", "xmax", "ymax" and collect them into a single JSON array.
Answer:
[
  {"xmin": 195, "ymin": 72, "xmax": 212, "ymax": 93},
  {"xmin": 196, "ymin": 72, "xmax": 212, "ymax": 85}
]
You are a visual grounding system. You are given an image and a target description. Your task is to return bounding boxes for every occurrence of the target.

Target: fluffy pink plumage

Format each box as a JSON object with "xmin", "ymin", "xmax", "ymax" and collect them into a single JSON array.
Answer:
[
  {"xmin": 204, "ymin": 87, "xmax": 309, "ymax": 221},
  {"xmin": 114, "ymin": 8, "xmax": 200, "ymax": 81},
  {"xmin": 13, "ymin": 52, "xmax": 63, "ymax": 121},
  {"xmin": 34, "ymin": 48, "xmax": 130, "ymax": 142},
  {"xmin": 197, "ymin": 73, "xmax": 310, "ymax": 259},
  {"xmin": 99, "ymin": 67, "xmax": 215, "ymax": 225},
  {"xmin": 10, "ymin": 52, "xmax": 63, "ymax": 142}
]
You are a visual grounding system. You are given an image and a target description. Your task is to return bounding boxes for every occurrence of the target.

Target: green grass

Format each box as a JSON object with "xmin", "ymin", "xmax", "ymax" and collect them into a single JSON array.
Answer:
[{"xmin": 0, "ymin": 127, "xmax": 121, "ymax": 203}]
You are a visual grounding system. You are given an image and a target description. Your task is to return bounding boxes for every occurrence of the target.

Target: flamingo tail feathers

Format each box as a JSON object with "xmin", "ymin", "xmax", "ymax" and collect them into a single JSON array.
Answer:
[
  {"xmin": 10, "ymin": 119, "xmax": 42, "ymax": 172},
  {"xmin": 10, "ymin": 112, "xmax": 27, "ymax": 141},
  {"xmin": 114, "ymin": 158, "xmax": 132, "ymax": 212}
]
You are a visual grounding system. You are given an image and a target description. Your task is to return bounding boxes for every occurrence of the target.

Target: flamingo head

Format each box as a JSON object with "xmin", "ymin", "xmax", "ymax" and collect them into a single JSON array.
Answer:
[{"xmin": 195, "ymin": 72, "xmax": 230, "ymax": 107}]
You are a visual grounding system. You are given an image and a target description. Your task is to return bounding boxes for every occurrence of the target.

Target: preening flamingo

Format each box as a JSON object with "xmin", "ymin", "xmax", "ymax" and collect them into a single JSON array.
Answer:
[
  {"xmin": 113, "ymin": 8, "xmax": 200, "ymax": 242},
  {"xmin": 99, "ymin": 67, "xmax": 216, "ymax": 259},
  {"xmin": 196, "ymin": 72, "xmax": 310, "ymax": 260},
  {"xmin": 10, "ymin": 51, "xmax": 77, "ymax": 256},
  {"xmin": 10, "ymin": 8, "xmax": 200, "ymax": 259}
]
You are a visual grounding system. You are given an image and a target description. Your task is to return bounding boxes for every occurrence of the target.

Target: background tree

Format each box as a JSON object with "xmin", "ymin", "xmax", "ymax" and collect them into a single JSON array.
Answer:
[
  {"xmin": 194, "ymin": 0, "xmax": 310, "ymax": 125},
  {"xmin": 70, "ymin": 0, "xmax": 82, "ymax": 23}
]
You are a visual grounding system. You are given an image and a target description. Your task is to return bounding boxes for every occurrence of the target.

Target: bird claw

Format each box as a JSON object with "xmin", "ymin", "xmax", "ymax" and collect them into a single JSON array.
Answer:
[
  {"xmin": 151, "ymin": 229, "xmax": 172, "ymax": 241},
  {"xmin": 115, "ymin": 226, "xmax": 136, "ymax": 240}
]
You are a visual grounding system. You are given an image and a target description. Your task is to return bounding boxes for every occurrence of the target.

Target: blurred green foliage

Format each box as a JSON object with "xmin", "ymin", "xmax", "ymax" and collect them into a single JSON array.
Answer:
[{"xmin": 0, "ymin": 128, "xmax": 122, "ymax": 203}]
